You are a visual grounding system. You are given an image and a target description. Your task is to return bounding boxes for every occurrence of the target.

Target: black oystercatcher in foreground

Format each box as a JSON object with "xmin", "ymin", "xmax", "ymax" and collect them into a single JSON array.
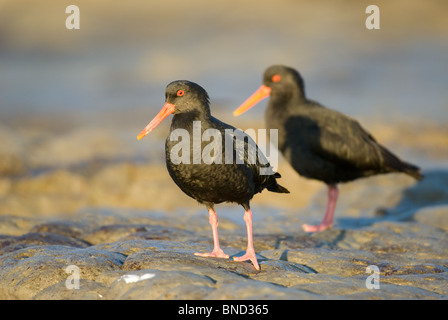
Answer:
[
  {"xmin": 137, "ymin": 80, "xmax": 289, "ymax": 270},
  {"xmin": 234, "ymin": 65, "xmax": 423, "ymax": 232}
]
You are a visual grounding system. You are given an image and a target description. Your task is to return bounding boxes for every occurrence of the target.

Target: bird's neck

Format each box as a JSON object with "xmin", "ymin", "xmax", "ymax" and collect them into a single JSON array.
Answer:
[
  {"xmin": 269, "ymin": 88, "xmax": 307, "ymax": 112},
  {"xmin": 171, "ymin": 108, "xmax": 211, "ymax": 131}
]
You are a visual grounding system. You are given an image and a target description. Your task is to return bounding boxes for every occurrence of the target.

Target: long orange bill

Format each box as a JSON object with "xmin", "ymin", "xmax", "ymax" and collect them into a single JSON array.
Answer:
[
  {"xmin": 233, "ymin": 85, "xmax": 271, "ymax": 116},
  {"xmin": 137, "ymin": 102, "xmax": 175, "ymax": 140}
]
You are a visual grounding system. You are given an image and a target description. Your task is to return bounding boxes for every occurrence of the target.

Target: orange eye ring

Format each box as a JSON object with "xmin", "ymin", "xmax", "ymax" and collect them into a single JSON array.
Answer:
[
  {"xmin": 177, "ymin": 90, "xmax": 185, "ymax": 96},
  {"xmin": 272, "ymin": 74, "xmax": 281, "ymax": 82}
]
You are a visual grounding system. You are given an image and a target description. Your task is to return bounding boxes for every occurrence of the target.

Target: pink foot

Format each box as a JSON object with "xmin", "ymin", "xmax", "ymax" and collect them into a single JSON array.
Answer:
[
  {"xmin": 302, "ymin": 222, "xmax": 332, "ymax": 233},
  {"xmin": 233, "ymin": 249, "xmax": 260, "ymax": 270},
  {"xmin": 194, "ymin": 249, "xmax": 229, "ymax": 259}
]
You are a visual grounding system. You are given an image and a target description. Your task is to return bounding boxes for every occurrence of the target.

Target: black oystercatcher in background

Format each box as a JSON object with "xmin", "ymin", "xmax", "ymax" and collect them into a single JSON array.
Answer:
[
  {"xmin": 137, "ymin": 80, "xmax": 289, "ymax": 270},
  {"xmin": 234, "ymin": 65, "xmax": 423, "ymax": 232}
]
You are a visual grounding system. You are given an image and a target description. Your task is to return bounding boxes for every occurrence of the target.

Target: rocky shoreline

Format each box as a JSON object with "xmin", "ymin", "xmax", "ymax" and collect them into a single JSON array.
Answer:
[
  {"xmin": 1, "ymin": 190, "xmax": 447, "ymax": 299},
  {"xmin": 1, "ymin": 115, "xmax": 448, "ymax": 299}
]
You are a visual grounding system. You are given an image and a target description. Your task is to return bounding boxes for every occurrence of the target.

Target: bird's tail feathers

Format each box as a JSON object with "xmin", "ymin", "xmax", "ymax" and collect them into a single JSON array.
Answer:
[
  {"xmin": 268, "ymin": 172, "xmax": 290, "ymax": 193},
  {"xmin": 268, "ymin": 183, "xmax": 290, "ymax": 193},
  {"xmin": 381, "ymin": 147, "xmax": 423, "ymax": 181},
  {"xmin": 399, "ymin": 161, "xmax": 424, "ymax": 181}
]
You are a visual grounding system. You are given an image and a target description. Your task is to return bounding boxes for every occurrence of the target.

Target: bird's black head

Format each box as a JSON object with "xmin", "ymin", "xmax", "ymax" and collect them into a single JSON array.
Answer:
[
  {"xmin": 165, "ymin": 80, "xmax": 211, "ymax": 115},
  {"xmin": 262, "ymin": 65, "xmax": 305, "ymax": 99},
  {"xmin": 137, "ymin": 80, "xmax": 211, "ymax": 140},
  {"xmin": 233, "ymin": 65, "xmax": 306, "ymax": 116}
]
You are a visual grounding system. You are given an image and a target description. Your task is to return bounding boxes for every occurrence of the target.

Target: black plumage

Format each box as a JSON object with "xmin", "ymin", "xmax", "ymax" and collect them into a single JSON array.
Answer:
[
  {"xmin": 138, "ymin": 80, "xmax": 289, "ymax": 270},
  {"xmin": 234, "ymin": 65, "xmax": 422, "ymax": 232}
]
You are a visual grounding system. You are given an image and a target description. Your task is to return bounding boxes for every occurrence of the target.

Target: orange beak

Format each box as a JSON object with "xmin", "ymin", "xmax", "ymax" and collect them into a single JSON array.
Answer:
[
  {"xmin": 137, "ymin": 102, "xmax": 175, "ymax": 140},
  {"xmin": 233, "ymin": 85, "xmax": 271, "ymax": 116}
]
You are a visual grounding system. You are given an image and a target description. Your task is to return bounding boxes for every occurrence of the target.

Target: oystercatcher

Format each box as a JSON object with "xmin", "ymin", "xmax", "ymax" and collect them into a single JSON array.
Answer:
[
  {"xmin": 138, "ymin": 80, "xmax": 289, "ymax": 269},
  {"xmin": 234, "ymin": 65, "xmax": 422, "ymax": 232}
]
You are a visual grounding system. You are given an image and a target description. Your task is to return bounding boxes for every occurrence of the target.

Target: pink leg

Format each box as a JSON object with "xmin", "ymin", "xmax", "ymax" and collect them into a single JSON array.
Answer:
[
  {"xmin": 195, "ymin": 208, "xmax": 229, "ymax": 259},
  {"xmin": 303, "ymin": 184, "xmax": 339, "ymax": 233},
  {"xmin": 233, "ymin": 209, "xmax": 260, "ymax": 270}
]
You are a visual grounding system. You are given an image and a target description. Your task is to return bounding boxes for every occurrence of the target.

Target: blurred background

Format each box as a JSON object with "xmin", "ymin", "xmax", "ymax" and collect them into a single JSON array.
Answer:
[{"xmin": 0, "ymin": 0, "xmax": 447, "ymax": 220}]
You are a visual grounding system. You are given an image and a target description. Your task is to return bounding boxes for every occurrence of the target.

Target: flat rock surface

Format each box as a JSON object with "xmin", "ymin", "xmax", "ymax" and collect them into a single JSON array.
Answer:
[
  {"xmin": 1, "ymin": 112, "xmax": 447, "ymax": 300},
  {"xmin": 0, "ymin": 197, "xmax": 447, "ymax": 299},
  {"xmin": 1, "ymin": 116, "xmax": 447, "ymax": 300}
]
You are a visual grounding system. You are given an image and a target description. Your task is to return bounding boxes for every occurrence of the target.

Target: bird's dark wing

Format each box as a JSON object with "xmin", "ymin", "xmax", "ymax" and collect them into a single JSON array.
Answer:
[
  {"xmin": 311, "ymin": 111, "xmax": 384, "ymax": 170},
  {"xmin": 210, "ymin": 117, "xmax": 274, "ymax": 172},
  {"xmin": 304, "ymin": 107, "xmax": 421, "ymax": 179},
  {"xmin": 210, "ymin": 116, "xmax": 288, "ymax": 193}
]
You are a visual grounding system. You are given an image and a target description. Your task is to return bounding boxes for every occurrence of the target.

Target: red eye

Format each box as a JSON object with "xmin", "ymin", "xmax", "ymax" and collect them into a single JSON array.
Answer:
[
  {"xmin": 177, "ymin": 90, "xmax": 185, "ymax": 96},
  {"xmin": 272, "ymin": 74, "xmax": 281, "ymax": 82}
]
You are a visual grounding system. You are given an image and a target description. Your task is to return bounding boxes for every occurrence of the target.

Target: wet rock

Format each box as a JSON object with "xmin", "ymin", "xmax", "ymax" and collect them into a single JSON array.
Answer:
[
  {"xmin": 82, "ymin": 224, "xmax": 151, "ymax": 245},
  {"xmin": 378, "ymin": 262, "xmax": 448, "ymax": 276},
  {"xmin": 34, "ymin": 279, "xmax": 107, "ymax": 300},
  {"xmin": 290, "ymin": 274, "xmax": 369, "ymax": 297},
  {"xmin": 82, "ymin": 223, "xmax": 197, "ymax": 245},
  {"xmin": 0, "ymin": 232, "xmax": 89, "ymax": 255},
  {"xmin": 92, "ymin": 239, "xmax": 159, "ymax": 256},
  {"xmin": 413, "ymin": 204, "xmax": 448, "ymax": 233},
  {"xmin": 340, "ymin": 281, "xmax": 445, "ymax": 299},
  {"xmin": 0, "ymin": 215, "xmax": 44, "ymax": 236},
  {"xmin": 268, "ymin": 248, "xmax": 377, "ymax": 277},
  {"xmin": 122, "ymin": 248, "xmax": 257, "ymax": 275},
  {"xmin": 104, "ymin": 269, "xmax": 216, "ymax": 300},
  {"xmin": 379, "ymin": 273, "xmax": 448, "ymax": 296},
  {"xmin": 0, "ymin": 171, "xmax": 447, "ymax": 300},
  {"xmin": 205, "ymin": 279, "xmax": 319, "ymax": 299},
  {"xmin": 0, "ymin": 245, "xmax": 126, "ymax": 299},
  {"xmin": 0, "ymin": 216, "xmax": 447, "ymax": 299},
  {"xmin": 119, "ymin": 240, "xmax": 315, "ymax": 291},
  {"xmin": 31, "ymin": 221, "xmax": 90, "ymax": 239},
  {"xmin": 257, "ymin": 259, "xmax": 317, "ymax": 274},
  {"xmin": 360, "ymin": 222, "xmax": 448, "ymax": 260}
]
